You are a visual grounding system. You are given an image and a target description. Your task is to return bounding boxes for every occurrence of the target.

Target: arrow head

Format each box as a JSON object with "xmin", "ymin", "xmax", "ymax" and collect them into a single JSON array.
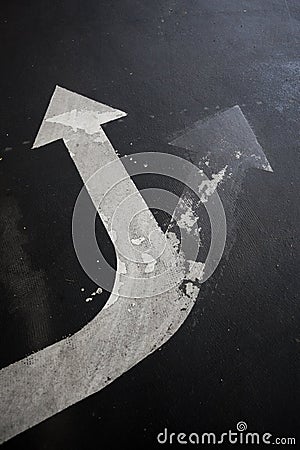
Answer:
[
  {"xmin": 169, "ymin": 105, "xmax": 273, "ymax": 173},
  {"xmin": 32, "ymin": 86, "xmax": 127, "ymax": 149}
]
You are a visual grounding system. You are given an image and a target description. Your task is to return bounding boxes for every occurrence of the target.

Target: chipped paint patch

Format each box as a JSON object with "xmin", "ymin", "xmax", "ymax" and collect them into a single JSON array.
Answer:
[
  {"xmin": 198, "ymin": 166, "xmax": 227, "ymax": 203},
  {"xmin": 177, "ymin": 208, "xmax": 198, "ymax": 233},
  {"xmin": 186, "ymin": 282, "xmax": 199, "ymax": 298},
  {"xmin": 131, "ymin": 236, "xmax": 146, "ymax": 246},
  {"xmin": 187, "ymin": 260, "xmax": 205, "ymax": 282}
]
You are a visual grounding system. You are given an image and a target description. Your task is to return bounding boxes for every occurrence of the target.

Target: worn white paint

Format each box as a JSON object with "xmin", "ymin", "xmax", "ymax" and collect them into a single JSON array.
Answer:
[
  {"xmin": 185, "ymin": 282, "xmax": 199, "ymax": 297},
  {"xmin": 177, "ymin": 208, "xmax": 198, "ymax": 232},
  {"xmin": 198, "ymin": 166, "xmax": 227, "ymax": 203},
  {"xmin": 131, "ymin": 236, "xmax": 146, "ymax": 246}
]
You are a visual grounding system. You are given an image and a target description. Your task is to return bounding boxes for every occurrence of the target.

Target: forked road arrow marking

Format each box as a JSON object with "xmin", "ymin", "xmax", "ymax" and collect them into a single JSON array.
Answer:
[{"xmin": 0, "ymin": 88, "xmax": 272, "ymax": 444}]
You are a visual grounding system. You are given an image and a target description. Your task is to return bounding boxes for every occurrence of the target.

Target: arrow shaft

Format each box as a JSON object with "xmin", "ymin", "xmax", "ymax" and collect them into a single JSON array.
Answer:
[{"xmin": 65, "ymin": 128, "xmax": 163, "ymax": 249}]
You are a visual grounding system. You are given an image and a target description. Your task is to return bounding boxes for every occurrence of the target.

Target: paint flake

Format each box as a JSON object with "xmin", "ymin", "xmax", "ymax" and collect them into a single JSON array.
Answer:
[
  {"xmin": 198, "ymin": 166, "xmax": 227, "ymax": 203},
  {"xmin": 177, "ymin": 208, "xmax": 198, "ymax": 233},
  {"xmin": 131, "ymin": 237, "xmax": 146, "ymax": 246},
  {"xmin": 187, "ymin": 260, "xmax": 205, "ymax": 282}
]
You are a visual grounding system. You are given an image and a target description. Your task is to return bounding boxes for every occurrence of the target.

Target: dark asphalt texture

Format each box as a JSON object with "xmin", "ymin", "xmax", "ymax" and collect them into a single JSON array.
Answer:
[{"xmin": 0, "ymin": 0, "xmax": 299, "ymax": 448}]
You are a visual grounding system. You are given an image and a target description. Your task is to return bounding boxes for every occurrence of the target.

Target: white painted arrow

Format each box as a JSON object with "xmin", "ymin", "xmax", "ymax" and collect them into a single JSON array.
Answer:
[{"xmin": 0, "ymin": 87, "xmax": 224, "ymax": 443}]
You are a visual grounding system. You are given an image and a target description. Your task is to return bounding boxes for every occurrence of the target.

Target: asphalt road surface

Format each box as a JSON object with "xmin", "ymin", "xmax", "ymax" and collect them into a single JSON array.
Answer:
[{"xmin": 0, "ymin": 0, "xmax": 299, "ymax": 448}]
